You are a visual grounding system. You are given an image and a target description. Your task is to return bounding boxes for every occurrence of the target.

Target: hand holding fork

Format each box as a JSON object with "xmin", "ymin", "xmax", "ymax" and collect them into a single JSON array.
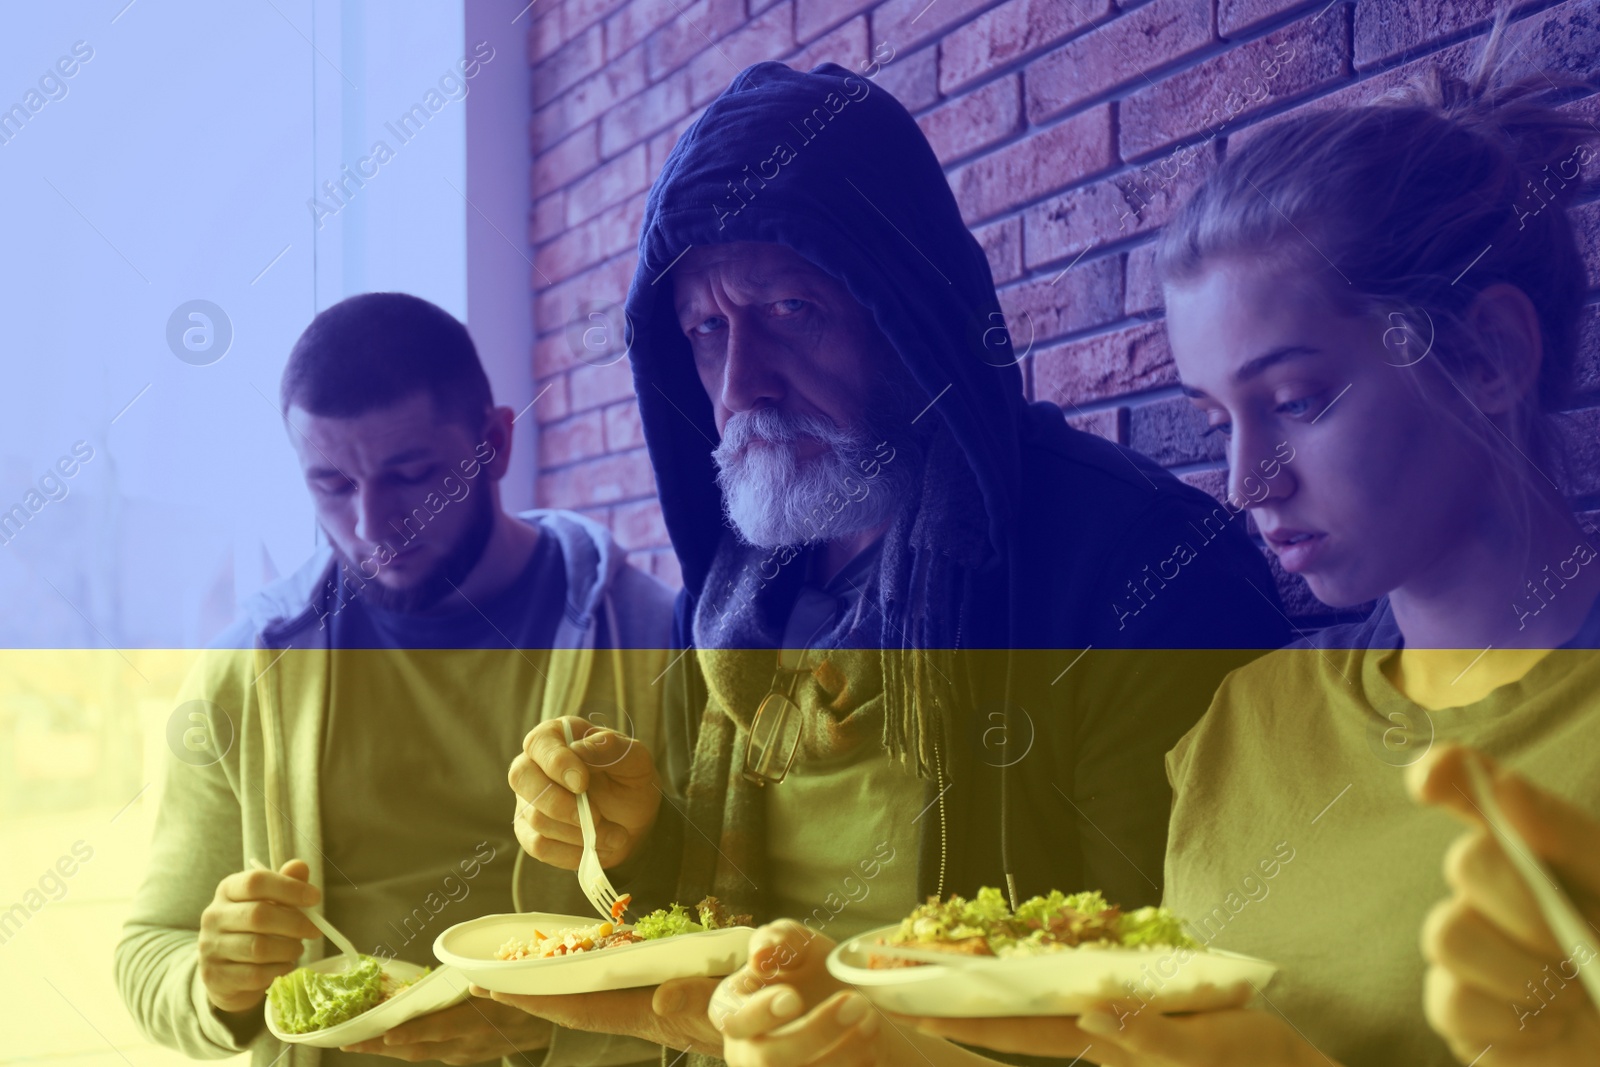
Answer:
[
  {"xmin": 508, "ymin": 715, "xmax": 663, "ymax": 914},
  {"xmin": 1410, "ymin": 744, "xmax": 1600, "ymax": 1066}
]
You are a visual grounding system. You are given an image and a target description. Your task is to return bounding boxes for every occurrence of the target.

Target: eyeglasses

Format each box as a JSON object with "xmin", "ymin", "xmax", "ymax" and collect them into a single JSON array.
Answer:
[
  {"xmin": 741, "ymin": 597, "xmax": 836, "ymax": 786},
  {"xmin": 740, "ymin": 645, "xmax": 813, "ymax": 786}
]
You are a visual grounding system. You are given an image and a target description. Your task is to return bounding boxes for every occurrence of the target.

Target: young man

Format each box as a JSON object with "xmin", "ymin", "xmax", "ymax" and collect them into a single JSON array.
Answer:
[
  {"xmin": 116, "ymin": 293, "xmax": 673, "ymax": 1067},
  {"xmin": 495, "ymin": 61, "xmax": 1292, "ymax": 1064}
]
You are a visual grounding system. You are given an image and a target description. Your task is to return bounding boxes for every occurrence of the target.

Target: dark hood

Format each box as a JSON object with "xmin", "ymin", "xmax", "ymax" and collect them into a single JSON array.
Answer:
[{"xmin": 625, "ymin": 60, "xmax": 1026, "ymax": 597}]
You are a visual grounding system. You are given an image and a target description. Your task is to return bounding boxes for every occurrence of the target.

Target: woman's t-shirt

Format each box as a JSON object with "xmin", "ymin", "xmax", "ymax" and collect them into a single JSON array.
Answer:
[{"xmin": 1162, "ymin": 595, "xmax": 1600, "ymax": 1067}]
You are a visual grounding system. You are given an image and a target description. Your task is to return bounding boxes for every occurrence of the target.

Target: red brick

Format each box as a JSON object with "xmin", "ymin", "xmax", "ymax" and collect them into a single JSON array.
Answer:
[
  {"xmin": 1234, "ymin": 3, "xmax": 1600, "ymax": 152},
  {"xmin": 1031, "ymin": 319, "xmax": 1179, "ymax": 407},
  {"xmin": 938, "ymin": 0, "xmax": 1112, "ymax": 96},
  {"xmin": 1065, "ymin": 406, "xmax": 1128, "ymax": 443},
  {"xmin": 1185, "ymin": 468, "xmax": 1267, "ymax": 536},
  {"xmin": 1575, "ymin": 200, "xmax": 1600, "ymax": 291},
  {"xmin": 796, "ymin": 0, "xmax": 876, "ymax": 45},
  {"xmin": 536, "ymin": 196, "xmax": 641, "ymax": 283},
  {"xmin": 534, "ymin": 330, "xmax": 581, "ymax": 379},
  {"xmin": 1025, "ymin": 0, "xmax": 1214, "ymax": 125},
  {"xmin": 997, "ymin": 253, "xmax": 1125, "ymax": 347},
  {"xmin": 540, "ymin": 410, "xmax": 607, "ymax": 468},
  {"xmin": 561, "ymin": 48, "xmax": 650, "ymax": 132},
  {"xmin": 646, "ymin": 0, "xmax": 747, "ymax": 80},
  {"xmin": 949, "ymin": 105, "xmax": 1115, "ymax": 223},
  {"xmin": 687, "ymin": 1, "xmax": 796, "ymax": 107},
  {"xmin": 606, "ymin": 0, "xmax": 681, "ymax": 60},
  {"xmin": 1356, "ymin": 0, "xmax": 1600, "ymax": 75},
  {"xmin": 1178, "ymin": 466, "xmax": 1228, "ymax": 504},
  {"xmin": 1562, "ymin": 93, "xmax": 1600, "ymax": 187},
  {"xmin": 528, "ymin": 10, "xmax": 565, "ymax": 64},
  {"xmin": 872, "ymin": 0, "xmax": 996, "ymax": 57},
  {"xmin": 1509, "ymin": 0, "xmax": 1600, "ymax": 86},
  {"xmin": 1179, "ymin": 466, "xmax": 1263, "ymax": 540},
  {"xmin": 974, "ymin": 217, "xmax": 1023, "ymax": 285},
  {"xmin": 873, "ymin": 42, "xmax": 939, "ymax": 113},
  {"xmin": 1125, "ymin": 394, "xmax": 1223, "ymax": 467},
  {"xmin": 535, "ymin": 255, "xmax": 637, "ymax": 334},
  {"xmin": 601, "ymin": 69, "xmax": 693, "ymax": 156},
  {"xmin": 1124, "ymin": 241, "xmax": 1163, "ymax": 315},
  {"xmin": 1563, "ymin": 407, "xmax": 1600, "ymax": 495},
  {"xmin": 1565, "ymin": 304, "xmax": 1600, "ymax": 400},
  {"xmin": 1222, "ymin": 41, "xmax": 1450, "ymax": 150},
  {"xmin": 530, "ymin": 191, "xmax": 566, "ymax": 244},
  {"xmin": 570, "ymin": 357, "xmax": 641, "ymax": 412},
  {"xmin": 534, "ymin": 374, "xmax": 572, "ymax": 421},
  {"xmin": 578, "ymin": 506, "xmax": 615, "ymax": 530},
  {"xmin": 613, "ymin": 498, "xmax": 670, "ymax": 548},
  {"xmin": 1119, "ymin": 13, "xmax": 1350, "ymax": 161},
  {"xmin": 533, "ymin": 25, "xmax": 607, "ymax": 109},
  {"xmin": 1022, "ymin": 144, "xmax": 1217, "ymax": 270},
  {"xmin": 604, "ymin": 398, "xmax": 649, "ymax": 451},
  {"xmin": 1219, "ymin": 0, "xmax": 1327, "ymax": 37},
  {"xmin": 1352, "ymin": 0, "xmax": 1501, "ymax": 71},
  {"xmin": 650, "ymin": 549, "xmax": 685, "ymax": 588},
  {"xmin": 566, "ymin": 0, "xmax": 635, "ymax": 40},
  {"xmin": 790, "ymin": 14, "xmax": 870, "ymax": 71},
  {"xmin": 917, "ymin": 74, "xmax": 1021, "ymax": 164},
  {"xmin": 566, "ymin": 145, "xmax": 650, "ymax": 226},
  {"xmin": 537, "ymin": 449, "xmax": 658, "ymax": 507},
  {"xmin": 530, "ymin": 98, "xmax": 573, "ymax": 154},
  {"xmin": 533, "ymin": 127, "xmax": 599, "ymax": 196}
]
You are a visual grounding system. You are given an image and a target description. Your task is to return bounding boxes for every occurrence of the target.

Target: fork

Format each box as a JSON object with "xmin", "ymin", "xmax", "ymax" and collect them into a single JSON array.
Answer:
[
  {"xmin": 561, "ymin": 717, "xmax": 625, "ymax": 922},
  {"xmin": 246, "ymin": 857, "xmax": 363, "ymax": 967},
  {"xmin": 1464, "ymin": 756, "xmax": 1600, "ymax": 1009}
]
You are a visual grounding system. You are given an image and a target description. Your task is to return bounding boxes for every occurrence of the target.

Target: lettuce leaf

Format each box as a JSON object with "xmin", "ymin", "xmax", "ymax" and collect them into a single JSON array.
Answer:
[
  {"xmin": 268, "ymin": 956, "xmax": 385, "ymax": 1034},
  {"xmin": 889, "ymin": 888, "xmax": 1197, "ymax": 953},
  {"xmin": 633, "ymin": 903, "xmax": 703, "ymax": 940},
  {"xmin": 1117, "ymin": 906, "xmax": 1198, "ymax": 950},
  {"xmin": 632, "ymin": 896, "xmax": 751, "ymax": 940}
]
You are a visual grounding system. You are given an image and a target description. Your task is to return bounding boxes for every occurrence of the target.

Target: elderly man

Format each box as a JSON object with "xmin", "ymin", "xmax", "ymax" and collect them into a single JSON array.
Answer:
[{"xmin": 491, "ymin": 61, "xmax": 1290, "ymax": 1065}]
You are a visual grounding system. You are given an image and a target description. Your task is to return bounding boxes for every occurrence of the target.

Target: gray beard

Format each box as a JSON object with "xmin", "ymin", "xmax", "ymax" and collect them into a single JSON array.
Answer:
[{"xmin": 713, "ymin": 407, "xmax": 921, "ymax": 550}]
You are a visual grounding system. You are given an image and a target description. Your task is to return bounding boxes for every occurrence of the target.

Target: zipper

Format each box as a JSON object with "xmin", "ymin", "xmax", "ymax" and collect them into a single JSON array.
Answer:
[{"xmin": 933, "ymin": 733, "xmax": 948, "ymax": 902}]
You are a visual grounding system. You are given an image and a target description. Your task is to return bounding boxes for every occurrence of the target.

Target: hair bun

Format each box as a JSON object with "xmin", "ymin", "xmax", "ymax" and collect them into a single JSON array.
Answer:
[{"xmin": 1376, "ymin": 8, "xmax": 1598, "ymax": 213}]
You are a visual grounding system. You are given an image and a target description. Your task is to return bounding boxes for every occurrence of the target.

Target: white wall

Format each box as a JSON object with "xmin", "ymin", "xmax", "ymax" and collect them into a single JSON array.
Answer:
[
  {"xmin": 0, "ymin": 0, "xmax": 491, "ymax": 650},
  {"xmin": 465, "ymin": 0, "xmax": 537, "ymax": 513}
]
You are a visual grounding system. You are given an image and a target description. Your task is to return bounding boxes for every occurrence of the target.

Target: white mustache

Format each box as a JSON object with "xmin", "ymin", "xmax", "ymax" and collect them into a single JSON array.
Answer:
[{"xmin": 713, "ymin": 408, "xmax": 860, "ymax": 464}]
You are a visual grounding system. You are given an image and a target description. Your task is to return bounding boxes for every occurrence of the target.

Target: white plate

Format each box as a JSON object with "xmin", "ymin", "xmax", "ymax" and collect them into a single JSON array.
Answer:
[
  {"xmin": 264, "ymin": 958, "xmax": 471, "ymax": 1048},
  {"xmin": 433, "ymin": 911, "xmax": 754, "ymax": 995},
  {"xmin": 827, "ymin": 924, "xmax": 1278, "ymax": 1017}
]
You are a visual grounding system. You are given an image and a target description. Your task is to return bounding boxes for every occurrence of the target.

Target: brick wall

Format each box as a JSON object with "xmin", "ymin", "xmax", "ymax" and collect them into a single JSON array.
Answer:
[{"xmin": 524, "ymin": 0, "xmax": 1600, "ymax": 615}]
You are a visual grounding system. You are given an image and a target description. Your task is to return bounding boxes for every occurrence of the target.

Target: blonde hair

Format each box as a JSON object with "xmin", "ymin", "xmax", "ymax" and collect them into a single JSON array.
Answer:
[{"xmin": 1157, "ymin": 8, "xmax": 1596, "ymax": 496}]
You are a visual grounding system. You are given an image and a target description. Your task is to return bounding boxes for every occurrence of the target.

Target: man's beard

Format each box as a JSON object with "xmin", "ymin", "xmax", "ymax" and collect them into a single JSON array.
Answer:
[
  {"xmin": 337, "ymin": 483, "xmax": 497, "ymax": 614},
  {"xmin": 712, "ymin": 376, "xmax": 926, "ymax": 550}
]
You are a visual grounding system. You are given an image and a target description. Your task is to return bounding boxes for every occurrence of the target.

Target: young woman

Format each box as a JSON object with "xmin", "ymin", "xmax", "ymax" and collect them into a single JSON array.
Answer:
[{"xmin": 704, "ymin": 18, "xmax": 1600, "ymax": 1067}]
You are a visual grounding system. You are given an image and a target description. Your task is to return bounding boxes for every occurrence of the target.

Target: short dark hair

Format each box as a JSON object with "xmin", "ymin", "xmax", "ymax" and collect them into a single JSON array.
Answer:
[{"xmin": 280, "ymin": 292, "xmax": 493, "ymax": 428}]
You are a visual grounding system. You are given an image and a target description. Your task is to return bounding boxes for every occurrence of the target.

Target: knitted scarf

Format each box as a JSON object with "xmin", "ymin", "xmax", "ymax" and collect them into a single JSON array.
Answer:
[{"xmin": 675, "ymin": 423, "xmax": 991, "ymax": 926}]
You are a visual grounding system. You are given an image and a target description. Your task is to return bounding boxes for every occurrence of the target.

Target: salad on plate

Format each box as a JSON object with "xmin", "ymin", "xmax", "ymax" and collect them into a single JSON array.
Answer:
[
  {"xmin": 267, "ymin": 955, "xmax": 429, "ymax": 1034},
  {"xmin": 493, "ymin": 894, "xmax": 752, "ymax": 961},
  {"xmin": 871, "ymin": 887, "xmax": 1198, "ymax": 966},
  {"xmin": 828, "ymin": 887, "xmax": 1273, "ymax": 1017}
]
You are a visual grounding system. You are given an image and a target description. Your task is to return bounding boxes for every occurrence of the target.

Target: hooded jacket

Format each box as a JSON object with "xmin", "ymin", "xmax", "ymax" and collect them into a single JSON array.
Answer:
[
  {"xmin": 115, "ymin": 510, "xmax": 673, "ymax": 1067},
  {"xmin": 622, "ymin": 62, "xmax": 1293, "ymax": 922}
]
